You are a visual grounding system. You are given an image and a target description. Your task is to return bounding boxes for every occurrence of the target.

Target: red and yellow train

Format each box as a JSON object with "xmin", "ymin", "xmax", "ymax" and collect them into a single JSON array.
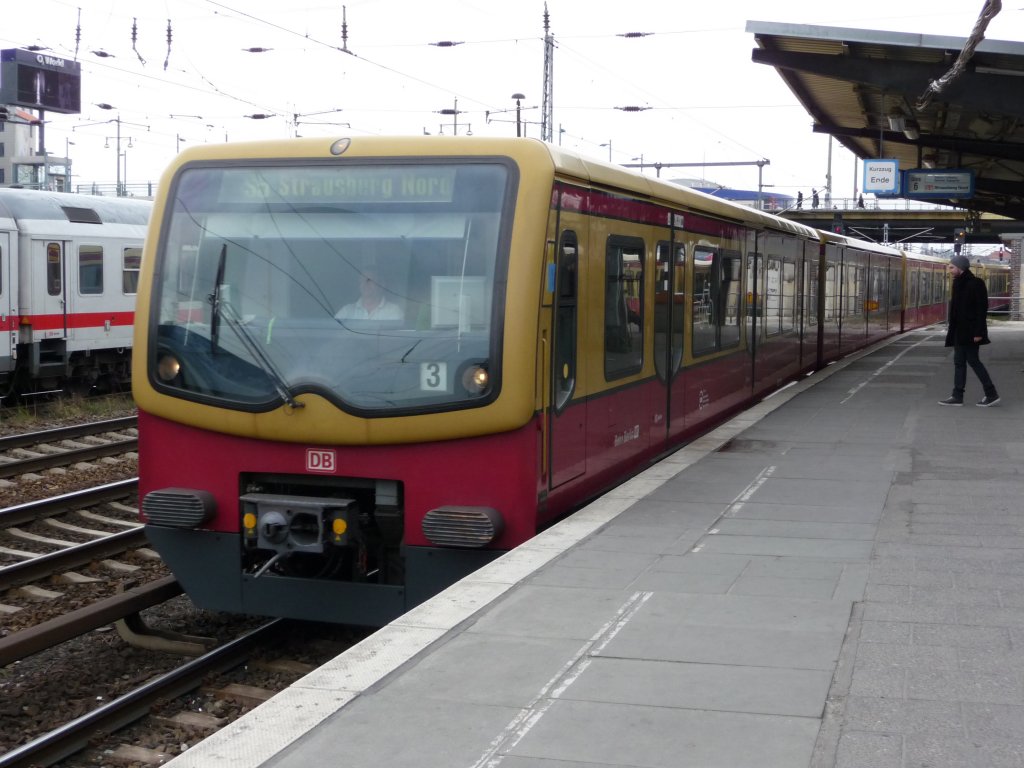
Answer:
[{"xmin": 133, "ymin": 136, "xmax": 949, "ymax": 624}]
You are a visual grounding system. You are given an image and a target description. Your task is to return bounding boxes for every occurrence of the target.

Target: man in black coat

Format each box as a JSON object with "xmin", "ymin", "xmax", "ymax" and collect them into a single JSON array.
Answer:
[{"xmin": 939, "ymin": 254, "xmax": 1000, "ymax": 406}]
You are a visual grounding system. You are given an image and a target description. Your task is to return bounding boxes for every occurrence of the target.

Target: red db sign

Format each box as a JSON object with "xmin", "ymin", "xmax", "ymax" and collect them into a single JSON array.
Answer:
[{"xmin": 306, "ymin": 449, "xmax": 336, "ymax": 473}]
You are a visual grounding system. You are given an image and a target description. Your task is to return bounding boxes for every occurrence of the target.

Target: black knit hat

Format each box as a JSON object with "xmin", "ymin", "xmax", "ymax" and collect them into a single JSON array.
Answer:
[{"xmin": 950, "ymin": 254, "xmax": 970, "ymax": 272}]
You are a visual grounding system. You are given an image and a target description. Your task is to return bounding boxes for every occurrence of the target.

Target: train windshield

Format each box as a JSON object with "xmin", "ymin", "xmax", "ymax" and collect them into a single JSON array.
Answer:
[{"xmin": 150, "ymin": 160, "xmax": 513, "ymax": 413}]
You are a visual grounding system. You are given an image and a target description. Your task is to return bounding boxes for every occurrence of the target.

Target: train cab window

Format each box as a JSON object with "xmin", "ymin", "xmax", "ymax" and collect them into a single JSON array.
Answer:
[
  {"xmin": 604, "ymin": 236, "xmax": 644, "ymax": 380},
  {"xmin": 123, "ymin": 247, "xmax": 142, "ymax": 294},
  {"xmin": 78, "ymin": 245, "xmax": 104, "ymax": 295},
  {"xmin": 46, "ymin": 242, "xmax": 62, "ymax": 296},
  {"xmin": 150, "ymin": 160, "xmax": 511, "ymax": 413}
]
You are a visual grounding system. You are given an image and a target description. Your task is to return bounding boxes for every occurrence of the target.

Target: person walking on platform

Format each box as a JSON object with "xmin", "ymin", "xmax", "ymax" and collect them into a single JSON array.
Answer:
[
  {"xmin": 811, "ymin": 188, "xmax": 819, "ymax": 209},
  {"xmin": 939, "ymin": 253, "xmax": 1000, "ymax": 406}
]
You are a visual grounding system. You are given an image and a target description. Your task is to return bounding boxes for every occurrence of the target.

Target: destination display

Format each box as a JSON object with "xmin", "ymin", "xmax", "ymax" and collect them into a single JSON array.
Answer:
[
  {"xmin": 228, "ymin": 166, "xmax": 459, "ymax": 204},
  {"xmin": 903, "ymin": 169, "xmax": 975, "ymax": 199}
]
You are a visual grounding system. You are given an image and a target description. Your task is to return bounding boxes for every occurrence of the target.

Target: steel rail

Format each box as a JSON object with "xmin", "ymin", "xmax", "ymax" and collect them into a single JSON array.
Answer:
[
  {"xmin": 0, "ymin": 477, "xmax": 139, "ymax": 527},
  {"xmin": 0, "ymin": 526, "xmax": 147, "ymax": 591},
  {"xmin": 0, "ymin": 436, "xmax": 138, "ymax": 479},
  {"xmin": 0, "ymin": 415, "xmax": 137, "ymax": 451}
]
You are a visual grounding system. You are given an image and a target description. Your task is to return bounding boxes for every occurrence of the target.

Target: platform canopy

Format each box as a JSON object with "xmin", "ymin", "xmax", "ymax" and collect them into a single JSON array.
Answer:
[{"xmin": 747, "ymin": 20, "xmax": 1024, "ymax": 221}]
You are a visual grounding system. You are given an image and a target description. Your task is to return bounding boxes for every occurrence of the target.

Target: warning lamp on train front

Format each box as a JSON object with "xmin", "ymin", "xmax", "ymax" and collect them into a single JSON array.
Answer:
[
  {"xmin": 461, "ymin": 363, "xmax": 490, "ymax": 395},
  {"xmin": 157, "ymin": 353, "xmax": 181, "ymax": 382}
]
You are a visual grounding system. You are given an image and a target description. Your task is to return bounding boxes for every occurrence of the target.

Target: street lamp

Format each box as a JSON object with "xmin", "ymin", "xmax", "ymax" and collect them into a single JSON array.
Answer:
[
  {"xmin": 63, "ymin": 139, "xmax": 75, "ymax": 192},
  {"xmin": 512, "ymin": 93, "xmax": 525, "ymax": 137},
  {"xmin": 75, "ymin": 104, "xmax": 148, "ymax": 196}
]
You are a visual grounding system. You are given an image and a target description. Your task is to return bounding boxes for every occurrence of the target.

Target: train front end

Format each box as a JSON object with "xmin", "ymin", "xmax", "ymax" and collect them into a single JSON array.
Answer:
[{"xmin": 133, "ymin": 136, "xmax": 551, "ymax": 625}]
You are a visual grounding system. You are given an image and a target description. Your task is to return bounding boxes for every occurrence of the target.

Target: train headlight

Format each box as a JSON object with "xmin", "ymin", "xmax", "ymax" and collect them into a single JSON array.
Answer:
[
  {"xmin": 157, "ymin": 353, "xmax": 181, "ymax": 382},
  {"xmin": 461, "ymin": 364, "xmax": 489, "ymax": 395}
]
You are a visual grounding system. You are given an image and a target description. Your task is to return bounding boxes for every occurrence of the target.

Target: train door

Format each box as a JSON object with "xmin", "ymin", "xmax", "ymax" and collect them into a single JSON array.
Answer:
[
  {"xmin": 32, "ymin": 239, "xmax": 68, "ymax": 340},
  {"xmin": 548, "ymin": 226, "xmax": 587, "ymax": 489},
  {"xmin": 654, "ymin": 237, "xmax": 685, "ymax": 446},
  {"xmin": 0, "ymin": 232, "xmax": 13, "ymax": 376}
]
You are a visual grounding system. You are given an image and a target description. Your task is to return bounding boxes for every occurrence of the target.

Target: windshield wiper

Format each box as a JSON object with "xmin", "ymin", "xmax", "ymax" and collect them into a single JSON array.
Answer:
[
  {"xmin": 208, "ymin": 243, "xmax": 227, "ymax": 354},
  {"xmin": 207, "ymin": 243, "xmax": 304, "ymax": 409},
  {"xmin": 220, "ymin": 301, "xmax": 305, "ymax": 409}
]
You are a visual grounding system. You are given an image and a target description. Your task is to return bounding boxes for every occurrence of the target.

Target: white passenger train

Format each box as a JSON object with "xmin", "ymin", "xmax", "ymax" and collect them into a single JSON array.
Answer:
[{"xmin": 0, "ymin": 188, "xmax": 151, "ymax": 396}]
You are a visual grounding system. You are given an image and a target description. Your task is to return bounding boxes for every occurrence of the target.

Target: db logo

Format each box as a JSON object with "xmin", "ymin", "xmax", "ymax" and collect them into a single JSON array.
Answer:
[{"xmin": 306, "ymin": 449, "xmax": 336, "ymax": 473}]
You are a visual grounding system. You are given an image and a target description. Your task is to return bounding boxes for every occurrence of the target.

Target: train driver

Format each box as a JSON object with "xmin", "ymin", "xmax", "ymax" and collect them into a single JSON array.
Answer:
[{"xmin": 336, "ymin": 267, "xmax": 404, "ymax": 321}]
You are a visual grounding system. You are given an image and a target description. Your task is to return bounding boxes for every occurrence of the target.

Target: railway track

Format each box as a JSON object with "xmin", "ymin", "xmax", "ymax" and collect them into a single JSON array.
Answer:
[
  {"xmin": 0, "ymin": 620, "xmax": 287, "ymax": 768},
  {"xmin": 0, "ymin": 416, "xmax": 138, "ymax": 480},
  {"xmin": 0, "ymin": 478, "xmax": 161, "ymax": 638},
  {"xmin": 1, "ymin": 612, "xmax": 367, "ymax": 768}
]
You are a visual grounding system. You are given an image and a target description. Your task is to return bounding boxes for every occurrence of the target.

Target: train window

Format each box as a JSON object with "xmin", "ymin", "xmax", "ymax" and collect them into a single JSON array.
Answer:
[
  {"xmin": 553, "ymin": 231, "xmax": 578, "ymax": 410},
  {"xmin": 805, "ymin": 253, "xmax": 819, "ymax": 329},
  {"xmin": 919, "ymin": 269, "xmax": 930, "ymax": 306},
  {"xmin": 604, "ymin": 236, "xmax": 644, "ymax": 380},
  {"xmin": 765, "ymin": 257, "xmax": 782, "ymax": 336},
  {"xmin": 867, "ymin": 262, "xmax": 887, "ymax": 321},
  {"xmin": 843, "ymin": 258, "xmax": 866, "ymax": 322},
  {"xmin": 46, "ymin": 242, "xmax": 62, "ymax": 296},
  {"xmin": 123, "ymin": 247, "xmax": 142, "ymax": 294},
  {"xmin": 889, "ymin": 269, "xmax": 903, "ymax": 312},
  {"xmin": 0, "ymin": 243, "xmax": 3, "ymax": 294},
  {"xmin": 693, "ymin": 247, "xmax": 742, "ymax": 355},
  {"xmin": 720, "ymin": 252, "xmax": 741, "ymax": 349},
  {"xmin": 781, "ymin": 257, "xmax": 797, "ymax": 333},
  {"xmin": 692, "ymin": 247, "xmax": 717, "ymax": 354},
  {"xmin": 933, "ymin": 270, "xmax": 945, "ymax": 305},
  {"xmin": 78, "ymin": 245, "xmax": 104, "ymax": 295}
]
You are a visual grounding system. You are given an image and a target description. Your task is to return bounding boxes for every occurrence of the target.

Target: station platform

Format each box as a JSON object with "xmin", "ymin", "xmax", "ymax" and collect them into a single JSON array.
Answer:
[{"xmin": 167, "ymin": 323, "xmax": 1024, "ymax": 768}]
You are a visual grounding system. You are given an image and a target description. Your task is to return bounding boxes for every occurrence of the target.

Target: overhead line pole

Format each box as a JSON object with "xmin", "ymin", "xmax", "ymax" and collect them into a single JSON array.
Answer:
[{"xmin": 541, "ymin": 4, "xmax": 554, "ymax": 142}]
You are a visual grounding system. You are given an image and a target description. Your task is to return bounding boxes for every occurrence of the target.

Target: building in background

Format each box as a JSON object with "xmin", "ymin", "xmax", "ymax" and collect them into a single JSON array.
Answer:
[{"xmin": 0, "ymin": 105, "xmax": 71, "ymax": 191}]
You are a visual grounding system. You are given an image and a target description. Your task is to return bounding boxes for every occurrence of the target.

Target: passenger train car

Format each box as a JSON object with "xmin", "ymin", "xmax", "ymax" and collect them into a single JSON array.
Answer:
[
  {"xmin": 0, "ymin": 188, "xmax": 151, "ymax": 395},
  {"xmin": 133, "ymin": 136, "xmax": 950, "ymax": 625},
  {"xmin": 973, "ymin": 261, "xmax": 1011, "ymax": 314}
]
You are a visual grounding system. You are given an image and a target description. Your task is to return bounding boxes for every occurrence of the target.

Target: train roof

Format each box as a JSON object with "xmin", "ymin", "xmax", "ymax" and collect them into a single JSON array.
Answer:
[
  {"xmin": 542, "ymin": 140, "xmax": 822, "ymax": 240},
  {"xmin": 817, "ymin": 228, "xmax": 905, "ymax": 256},
  {"xmin": 0, "ymin": 188, "xmax": 151, "ymax": 226}
]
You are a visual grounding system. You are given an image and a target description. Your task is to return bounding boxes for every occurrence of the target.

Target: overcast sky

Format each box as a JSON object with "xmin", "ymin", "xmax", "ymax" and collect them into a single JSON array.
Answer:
[{"xmin": 3, "ymin": 0, "xmax": 1022, "ymax": 199}]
